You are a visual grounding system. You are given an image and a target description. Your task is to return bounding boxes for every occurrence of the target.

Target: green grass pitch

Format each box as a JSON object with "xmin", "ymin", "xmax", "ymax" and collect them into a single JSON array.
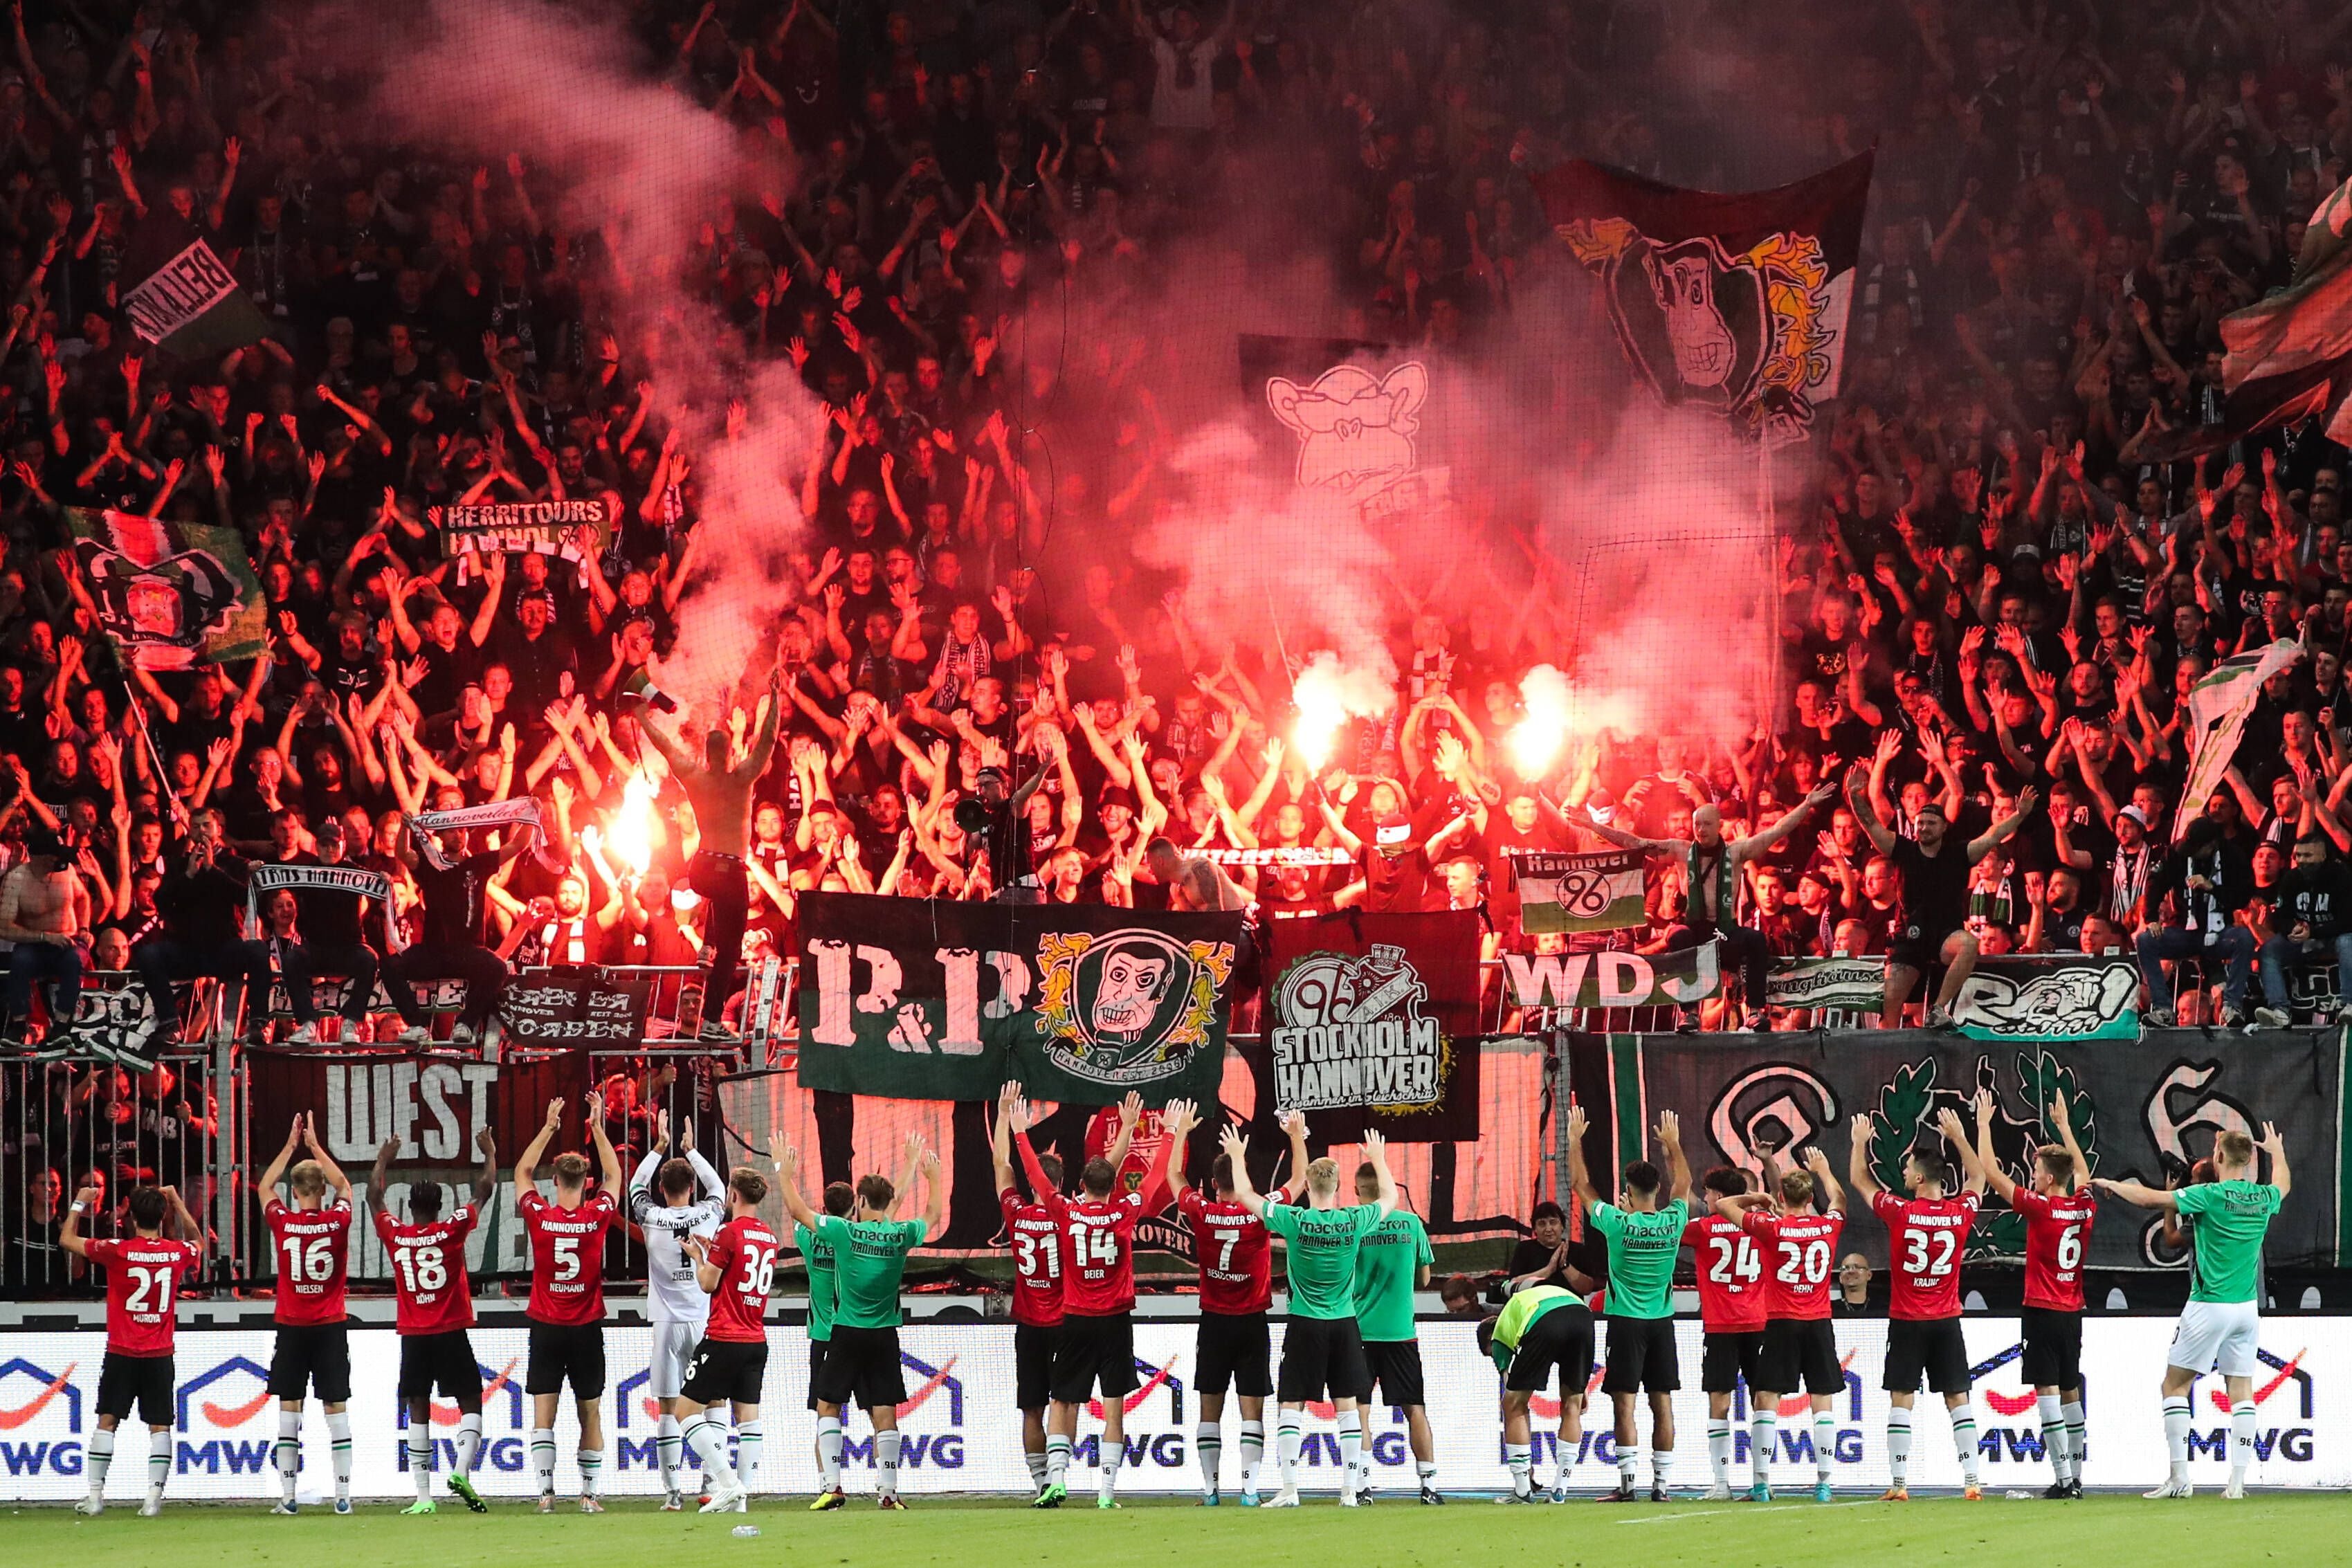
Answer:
[{"xmin": 7, "ymin": 1491, "xmax": 2345, "ymax": 1567}]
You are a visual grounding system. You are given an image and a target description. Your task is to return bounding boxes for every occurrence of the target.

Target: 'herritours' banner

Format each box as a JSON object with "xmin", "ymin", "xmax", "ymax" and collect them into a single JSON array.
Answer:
[
  {"xmin": 1510, "ymin": 849, "xmax": 1646, "ymax": 933},
  {"xmin": 1247, "ymin": 911, "xmax": 1484, "ymax": 1141},
  {"xmin": 795, "ymin": 893, "xmax": 1241, "ymax": 1106}
]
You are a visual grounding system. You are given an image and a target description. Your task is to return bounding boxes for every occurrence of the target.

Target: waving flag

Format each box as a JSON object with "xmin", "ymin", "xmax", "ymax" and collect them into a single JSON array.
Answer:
[
  {"xmin": 66, "ymin": 507, "xmax": 266, "ymax": 671},
  {"xmin": 1533, "ymin": 151, "xmax": 1874, "ymax": 444}
]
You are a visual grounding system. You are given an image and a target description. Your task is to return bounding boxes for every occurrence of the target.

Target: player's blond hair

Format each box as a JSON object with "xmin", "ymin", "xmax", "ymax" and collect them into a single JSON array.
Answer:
[
  {"xmin": 1779, "ymin": 1169, "xmax": 1814, "ymax": 1205},
  {"xmin": 2216, "ymin": 1130, "xmax": 2257, "ymax": 1170},
  {"xmin": 1305, "ymin": 1157, "xmax": 1340, "ymax": 1198},
  {"xmin": 289, "ymin": 1160, "xmax": 326, "ymax": 1198},
  {"xmin": 552, "ymin": 1151, "xmax": 590, "ymax": 1187},
  {"xmin": 2034, "ymin": 1145, "xmax": 2073, "ymax": 1182}
]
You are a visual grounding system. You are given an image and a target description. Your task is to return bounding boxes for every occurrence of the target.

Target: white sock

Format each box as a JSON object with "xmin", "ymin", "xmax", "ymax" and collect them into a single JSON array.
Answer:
[
  {"xmin": 2230, "ymin": 1401, "xmax": 2256, "ymax": 1484},
  {"xmin": 1505, "ymin": 1442, "xmax": 1531, "ymax": 1497},
  {"xmin": 1196, "ymin": 1420, "xmax": 1221, "ymax": 1495},
  {"xmin": 1415, "ymin": 1458, "xmax": 1437, "ymax": 1490},
  {"xmin": 1046, "ymin": 1433, "xmax": 1070, "ymax": 1487},
  {"xmin": 146, "ymin": 1428, "xmax": 168, "ymax": 1498},
  {"xmin": 1950, "ymin": 1403, "xmax": 1980, "ymax": 1486},
  {"xmin": 455, "ymin": 1413, "xmax": 482, "ymax": 1479},
  {"xmin": 2163, "ymin": 1396, "xmax": 2192, "ymax": 1484},
  {"xmin": 1277, "ymin": 1416, "xmax": 1301, "ymax": 1488},
  {"xmin": 1812, "ymin": 1411, "xmax": 1836, "ymax": 1482},
  {"xmin": 325, "ymin": 1410, "xmax": 352, "ymax": 1495},
  {"xmin": 1338, "ymin": 1412, "xmax": 1363, "ymax": 1497},
  {"xmin": 578, "ymin": 1447, "xmax": 603, "ymax": 1497},
  {"xmin": 1751, "ymin": 1410, "xmax": 1775, "ymax": 1488},
  {"xmin": 657, "ymin": 1413, "xmax": 682, "ymax": 1493},
  {"xmin": 2062, "ymin": 1399, "xmax": 2087, "ymax": 1482},
  {"xmin": 1706, "ymin": 1419, "xmax": 1730, "ymax": 1485},
  {"xmin": 877, "ymin": 1429, "xmax": 902, "ymax": 1496},
  {"xmin": 410, "ymin": 1419, "xmax": 435, "ymax": 1498},
  {"xmin": 87, "ymin": 1427, "xmax": 114, "ymax": 1499},
  {"xmin": 1239, "ymin": 1419, "xmax": 1264, "ymax": 1491},
  {"xmin": 2037, "ymin": 1393, "xmax": 2066, "ymax": 1483},
  {"xmin": 1651, "ymin": 1446, "xmax": 1673, "ymax": 1490},
  {"xmin": 1887, "ymin": 1407, "xmax": 1912, "ymax": 1487},
  {"xmin": 530, "ymin": 1427, "xmax": 556, "ymax": 1495},
  {"xmin": 1617, "ymin": 1442, "xmax": 1641, "ymax": 1493},
  {"xmin": 683, "ymin": 1414, "xmax": 727, "ymax": 1491},
  {"xmin": 735, "ymin": 1421, "xmax": 763, "ymax": 1492},
  {"xmin": 818, "ymin": 1416, "xmax": 845, "ymax": 1489},
  {"xmin": 1549, "ymin": 1442, "xmax": 1573, "ymax": 1494},
  {"xmin": 1100, "ymin": 1436, "xmax": 1123, "ymax": 1502},
  {"xmin": 1025, "ymin": 1448, "xmax": 1048, "ymax": 1488},
  {"xmin": 276, "ymin": 1409, "xmax": 302, "ymax": 1501}
]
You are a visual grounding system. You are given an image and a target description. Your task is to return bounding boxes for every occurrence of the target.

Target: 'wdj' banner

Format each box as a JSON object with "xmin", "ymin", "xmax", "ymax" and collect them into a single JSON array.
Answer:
[
  {"xmin": 796, "ymin": 893, "xmax": 1241, "ymax": 1106},
  {"xmin": 1246, "ymin": 911, "xmax": 1484, "ymax": 1141},
  {"xmin": 67, "ymin": 507, "xmax": 266, "ymax": 670},
  {"xmin": 1500, "ymin": 941, "xmax": 1722, "ymax": 1009},
  {"xmin": 1606, "ymin": 1028, "xmax": 2346, "ymax": 1270},
  {"xmin": 1511, "ymin": 849, "xmax": 1646, "ymax": 933}
]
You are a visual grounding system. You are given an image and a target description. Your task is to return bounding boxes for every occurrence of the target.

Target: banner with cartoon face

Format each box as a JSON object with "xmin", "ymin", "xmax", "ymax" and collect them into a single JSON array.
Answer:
[
  {"xmin": 66, "ymin": 507, "xmax": 267, "ymax": 671},
  {"xmin": 796, "ymin": 893, "xmax": 1241, "ymax": 1106},
  {"xmin": 1599, "ymin": 1028, "xmax": 2346, "ymax": 1271}
]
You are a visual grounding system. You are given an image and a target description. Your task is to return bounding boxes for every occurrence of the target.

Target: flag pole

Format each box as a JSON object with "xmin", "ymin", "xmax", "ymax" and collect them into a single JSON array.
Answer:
[{"xmin": 1759, "ymin": 438, "xmax": 1781, "ymax": 741}]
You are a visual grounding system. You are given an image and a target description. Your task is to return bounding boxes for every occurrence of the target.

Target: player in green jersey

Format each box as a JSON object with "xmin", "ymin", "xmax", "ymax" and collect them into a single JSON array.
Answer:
[
  {"xmin": 1217, "ymin": 1123, "xmax": 1394, "ymax": 1507},
  {"xmin": 1477, "ymin": 1284, "xmax": 1596, "ymax": 1504},
  {"xmin": 2095, "ymin": 1124, "xmax": 2289, "ymax": 1500},
  {"xmin": 776, "ymin": 1135, "xmax": 945, "ymax": 1511},
  {"xmin": 1565, "ymin": 1104, "xmax": 1691, "ymax": 1502},
  {"xmin": 1349, "ymin": 1162, "xmax": 1439, "ymax": 1504}
]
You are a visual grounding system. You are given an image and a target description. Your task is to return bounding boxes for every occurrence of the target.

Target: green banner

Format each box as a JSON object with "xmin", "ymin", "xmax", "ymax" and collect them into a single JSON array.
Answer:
[
  {"xmin": 67, "ymin": 507, "xmax": 266, "ymax": 670},
  {"xmin": 1510, "ymin": 849, "xmax": 1648, "ymax": 933},
  {"xmin": 795, "ymin": 893, "xmax": 1242, "ymax": 1106}
]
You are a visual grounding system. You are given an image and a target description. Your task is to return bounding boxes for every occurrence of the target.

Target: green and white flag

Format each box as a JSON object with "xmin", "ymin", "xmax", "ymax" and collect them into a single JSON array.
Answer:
[
  {"xmin": 1766, "ymin": 955, "xmax": 1884, "ymax": 1011},
  {"xmin": 1511, "ymin": 849, "xmax": 1646, "ymax": 933},
  {"xmin": 2176, "ymin": 639, "xmax": 2302, "ymax": 841}
]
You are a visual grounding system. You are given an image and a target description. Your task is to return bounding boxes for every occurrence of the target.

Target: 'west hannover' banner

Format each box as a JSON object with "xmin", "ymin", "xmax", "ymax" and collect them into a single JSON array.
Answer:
[
  {"xmin": 796, "ymin": 893, "xmax": 1242, "ymax": 1106},
  {"xmin": 1501, "ymin": 941, "xmax": 1722, "ymax": 1010},
  {"xmin": 1246, "ymin": 911, "xmax": 1483, "ymax": 1141},
  {"xmin": 1511, "ymin": 849, "xmax": 1646, "ymax": 933},
  {"xmin": 66, "ymin": 507, "xmax": 267, "ymax": 671},
  {"xmin": 1607, "ymin": 1028, "xmax": 2346, "ymax": 1270},
  {"xmin": 1534, "ymin": 151, "xmax": 1874, "ymax": 444}
]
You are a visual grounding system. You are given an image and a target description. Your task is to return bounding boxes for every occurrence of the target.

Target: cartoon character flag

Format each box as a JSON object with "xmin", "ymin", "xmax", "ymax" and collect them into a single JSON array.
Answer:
[
  {"xmin": 66, "ymin": 508, "xmax": 268, "ymax": 670},
  {"xmin": 1532, "ymin": 151, "xmax": 1875, "ymax": 444}
]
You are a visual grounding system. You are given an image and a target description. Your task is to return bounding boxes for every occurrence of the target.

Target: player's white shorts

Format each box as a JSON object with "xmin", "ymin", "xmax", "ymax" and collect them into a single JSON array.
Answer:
[
  {"xmin": 650, "ymin": 1319, "xmax": 706, "ymax": 1400},
  {"xmin": 2167, "ymin": 1300, "xmax": 2261, "ymax": 1378}
]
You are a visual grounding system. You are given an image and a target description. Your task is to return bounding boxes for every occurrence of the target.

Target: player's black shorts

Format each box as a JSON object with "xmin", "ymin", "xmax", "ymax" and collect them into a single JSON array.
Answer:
[
  {"xmin": 1758, "ymin": 1318, "xmax": 1841, "ymax": 1396},
  {"xmin": 1884, "ymin": 1316, "xmax": 1971, "ymax": 1395},
  {"xmin": 1195, "ymin": 1311, "xmax": 1273, "ymax": 1398},
  {"xmin": 1050, "ymin": 1312, "xmax": 1138, "ymax": 1404},
  {"xmin": 268, "ymin": 1322, "xmax": 352, "ymax": 1402},
  {"xmin": 1277, "ymin": 1315, "xmax": 1371, "ymax": 1404},
  {"xmin": 806, "ymin": 1335, "xmax": 828, "ymax": 1412},
  {"xmin": 2018, "ymin": 1306, "xmax": 2084, "ymax": 1389},
  {"xmin": 1361, "ymin": 1339, "xmax": 1425, "ymax": 1407},
  {"xmin": 681, "ymin": 1338, "xmax": 768, "ymax": 1407},
  {"xmin": 1601, "ymin": 1315, "xmax": 1679, "ymax": 1394},
  {"xmin": 1015, "ymin": 1322, "xmax": 1061, "ymax": 1410},
  {"xmin": 1699, "ymin": 1329, "xmax": 1765, "ymax": 1396},
  {"xmin": 397, "ymin": 1329, "xmax": 481, "ymax": 1405},
  {"xmin": 1504, "ymin": 1304, "xmax": 1594, "ymax": 1395},
  {"xmin": 813, "ymin": 1324, "xmax": 908, "ymax": 1410},
  {"xmin": 525, "ymin": 1320, "xmax": 608, "ymax": 1398},
  {"xmin": 95, "ymin": 1351, "xmax": 174, "ymax": 1425}
]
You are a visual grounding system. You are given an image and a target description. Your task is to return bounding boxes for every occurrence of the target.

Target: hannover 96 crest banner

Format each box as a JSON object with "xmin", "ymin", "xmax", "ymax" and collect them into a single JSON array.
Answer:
[
  {"xmin": 66, "ymin": 507, "xmax": 267, "ymax": 670},
  {"xmin": 1243, "ymin": 910, "xmax": 1484, "ymax": 1141},
  {"xmin": 796, "ymin": 893, "xmax": 1242, "ymax": 1106},
  {"xmin": 1533, "ymin": 151, "xmax": 1874, "ymax": 444}
]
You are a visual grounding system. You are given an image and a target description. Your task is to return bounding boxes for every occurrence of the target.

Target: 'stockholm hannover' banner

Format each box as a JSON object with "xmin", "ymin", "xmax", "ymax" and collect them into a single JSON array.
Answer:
[
  {"xmin": 1585, "ymin": 1028, "xmax": 2351, "ymax": 1271},
  {"xmin": 796, "ymin": 893, "xmax": 1243, "ymax": 1106}
]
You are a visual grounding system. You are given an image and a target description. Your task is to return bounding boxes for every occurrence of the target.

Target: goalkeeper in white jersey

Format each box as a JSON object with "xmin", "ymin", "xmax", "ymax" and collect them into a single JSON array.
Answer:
[{"xmin": 628, "ymin": 1109, "xmax": 729, "ymax": 1509}]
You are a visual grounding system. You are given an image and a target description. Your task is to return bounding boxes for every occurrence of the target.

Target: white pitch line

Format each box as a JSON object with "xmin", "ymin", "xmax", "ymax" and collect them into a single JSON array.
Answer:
[{"xmin": 1616, "ymin": 1499, "xmax": 1887, "ymax": 1525}]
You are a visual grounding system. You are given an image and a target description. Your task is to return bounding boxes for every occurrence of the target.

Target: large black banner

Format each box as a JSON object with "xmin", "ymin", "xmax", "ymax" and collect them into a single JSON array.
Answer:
[
  {"xmin": 796, "ymin": 893, "xmax": 1243, "ymax": 1106},
  {"xmin": 1610, "ymin": 1028, "xmax": 2346, "ymax": 1270},
  {"xmin": 1243, "ymin": 910, "xmax": 1484, "ymax": 1141}
]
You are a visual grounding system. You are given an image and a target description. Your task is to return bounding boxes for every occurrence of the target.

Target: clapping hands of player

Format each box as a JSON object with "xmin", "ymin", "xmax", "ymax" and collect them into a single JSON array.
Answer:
[{"xmin": 544, "ymin": 1097, "xmax": 565, "ymax": 1131}]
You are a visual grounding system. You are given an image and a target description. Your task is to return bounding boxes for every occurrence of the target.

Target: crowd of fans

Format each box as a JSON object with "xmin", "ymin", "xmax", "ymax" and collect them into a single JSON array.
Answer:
[{"xmin": 0, "ymin": 0, "xmax": 2340, "ymax": 1092}]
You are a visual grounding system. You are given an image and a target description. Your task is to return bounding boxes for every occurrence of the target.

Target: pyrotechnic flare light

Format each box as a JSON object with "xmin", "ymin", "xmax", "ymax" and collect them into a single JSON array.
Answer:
[
  {"xmin": 1508, "ymin": 663, "xmax": 1574, "ymax": 778},
  {"xmin": 611, "ymin": 770, "xmax": 657, "ymax": 876}
]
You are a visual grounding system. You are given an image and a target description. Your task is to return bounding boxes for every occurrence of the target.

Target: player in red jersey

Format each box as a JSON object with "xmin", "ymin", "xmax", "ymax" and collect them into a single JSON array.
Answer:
[
  {"xmin": 675, "ymin": 1165, "xmax": 781, "ymax": 1513},
  {"xmin": 1973, "ymin": 1088, "xmax": 2095, "ymax": 1498},
  {"xmin": 991, "ymin": 1084, "xmax": 1136, "ymax": 1498},
  {"xmin": 1179, "ymin": 1107, "xmax": 1309, "ymax": 1506},
  {"xmin": 257, "ymin": 1113, "xmax": 356, "ymax": 1514},
  {"xmin": 374, "ymin": 1127, "xmax": 499, "ymax": 1514},
  {"xmin": 1718, "ymin": 1146, "xmax": 1845, "ymax": 1502},
  {"xmin": 1850, "ymin": 1109, "xmax": 1987, "ymax": 1501},
  {"xmin": 62, "ymin": 1182, "xmax": 201, "ymax": 1516},
  {"xmin": 514, "ymin": 1093, "xmax": 623, "ymax": 1513},
  {"xmin": 1012, "ymin": 1086, "xmax": 1185, "ymax": 1510},
  {"xmin": 1686, "ymin": 1163, "xmax": 1766, "ymax": 1500}
]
